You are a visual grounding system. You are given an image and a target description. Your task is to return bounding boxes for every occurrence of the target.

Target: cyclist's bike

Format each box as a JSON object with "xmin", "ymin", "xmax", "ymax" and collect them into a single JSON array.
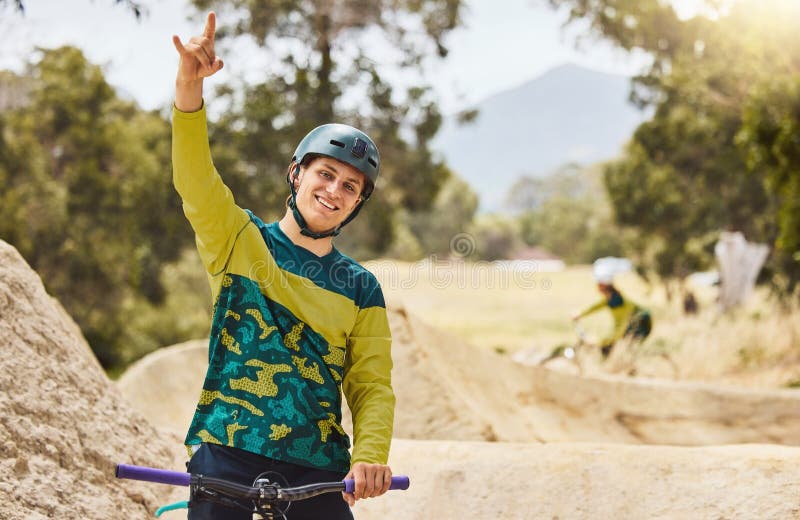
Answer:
[
  {"xmin": 537, "ymin": 324, "xmax": 678, "ymax": 379},
  {"xmin": 606, "ymin": 335, "xmax": 679, "ymax": 379},
  {"xmin": 116, "ymin": 463, "xmax": 410, "ymax": 520},
  {"xmin": 537, "ymin": 324, "xmax": 593, "ymax": 374}
]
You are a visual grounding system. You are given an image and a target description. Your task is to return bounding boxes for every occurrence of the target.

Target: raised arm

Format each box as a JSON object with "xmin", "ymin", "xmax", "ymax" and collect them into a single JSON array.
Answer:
[
  {"xmin": 171, "ymin": 11, "xmax": 248, "ymax": 280},
  {"xmin": 172, "ymin": 11, "xmax": 224, "ymax": 112}
]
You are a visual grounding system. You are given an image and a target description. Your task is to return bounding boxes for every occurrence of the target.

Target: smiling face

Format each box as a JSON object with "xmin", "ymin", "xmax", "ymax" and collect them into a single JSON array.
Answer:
[{"xmin": 292, "ymin": 156, "xmax": 367, "ymax": 233}]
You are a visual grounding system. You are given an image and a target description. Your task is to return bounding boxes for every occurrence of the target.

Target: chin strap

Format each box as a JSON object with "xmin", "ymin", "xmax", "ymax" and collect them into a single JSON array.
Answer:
[{"xmin": 287, "ymin": 165, "xmax": 367, "ymax": 240}]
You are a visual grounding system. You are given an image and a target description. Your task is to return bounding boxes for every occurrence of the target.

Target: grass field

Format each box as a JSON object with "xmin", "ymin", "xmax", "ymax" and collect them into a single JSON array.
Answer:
[{"xmin": 366, "ymin": 259, "xmax": 800, "ymax": 389}]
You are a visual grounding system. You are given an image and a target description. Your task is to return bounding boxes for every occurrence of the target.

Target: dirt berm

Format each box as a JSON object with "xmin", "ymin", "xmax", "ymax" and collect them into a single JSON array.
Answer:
[
  {"xmin": 3, "ymin": 238, "xmax": 800, "ymax": 519},
  {"xmin": 121, "ymin": 306, "xmax": 800, "ymax": 447}
]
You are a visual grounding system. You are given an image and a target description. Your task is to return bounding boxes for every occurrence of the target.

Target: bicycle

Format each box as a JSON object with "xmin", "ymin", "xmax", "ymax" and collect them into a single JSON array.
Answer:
[
  {"xmin": 537, "ymin": 323, "xmax": 678, "ymax": 379},
  {"xmin": 537, "ymin": 324, "xmax": 593, "ymax": 375},
  {"xmin": 605, "ymin": 335, "xmax": 679, "ymax": 379},
  {"xmin": 115, "ymin": 463, "xmax": 410, "ymax": 520}
]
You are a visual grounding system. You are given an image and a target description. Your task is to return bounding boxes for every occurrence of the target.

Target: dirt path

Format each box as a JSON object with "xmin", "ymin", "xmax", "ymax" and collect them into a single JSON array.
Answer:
[{"xmin": 3, "ymin": 238, "xmax": 799, "ymax": 519}]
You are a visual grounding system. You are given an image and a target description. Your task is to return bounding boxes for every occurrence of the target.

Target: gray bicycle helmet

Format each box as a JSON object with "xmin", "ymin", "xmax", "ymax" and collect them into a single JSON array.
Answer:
[
  {"xmin": 292, "ymin": 123, "xmax": 380, "ymax": 197},
  {"xmin": 287, "ymin": 123, "xmax": 381, "ymax": 239}
]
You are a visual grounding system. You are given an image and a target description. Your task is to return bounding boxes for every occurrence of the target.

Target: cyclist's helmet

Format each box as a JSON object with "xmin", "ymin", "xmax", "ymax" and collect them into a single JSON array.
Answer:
[
  {"xmin": 291, "ymin": 123, "xmax": 380, "ymax": 199},
  {"xmin": 287, "ymin": 124, "xmax": 381, "ymax": 239}
]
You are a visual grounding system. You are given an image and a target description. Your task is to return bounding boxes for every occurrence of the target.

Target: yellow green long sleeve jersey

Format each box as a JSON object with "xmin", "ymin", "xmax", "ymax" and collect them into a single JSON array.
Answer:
[
  {"xmin": 577, "ymin": 291, "xmax": 643, "ymax": 346},
  {"xmin": 172, "ymin": 105, "xmax": 395, "ymax": 472}
]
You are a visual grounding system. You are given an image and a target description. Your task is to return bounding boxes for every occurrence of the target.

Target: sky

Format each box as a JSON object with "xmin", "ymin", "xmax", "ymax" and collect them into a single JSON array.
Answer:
[{"xmin": 0, "ymin": 0, "xmax": 652, "ymax": 113}]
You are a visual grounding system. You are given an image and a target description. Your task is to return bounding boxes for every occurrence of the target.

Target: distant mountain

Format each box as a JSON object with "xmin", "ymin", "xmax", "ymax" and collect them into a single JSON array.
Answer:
[{"xmin": 432, "ymin": 63, "xmax": 648, "ymax": 211}]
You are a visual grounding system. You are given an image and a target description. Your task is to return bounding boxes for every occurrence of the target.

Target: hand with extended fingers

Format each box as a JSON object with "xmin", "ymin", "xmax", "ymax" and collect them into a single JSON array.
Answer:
[{"xmin": 172, "ymin": 11, "xmax": 223, "ymax": 111}]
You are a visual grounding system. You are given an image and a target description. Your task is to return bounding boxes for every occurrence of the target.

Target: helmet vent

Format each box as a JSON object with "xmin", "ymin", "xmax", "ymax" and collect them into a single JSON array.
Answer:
[
  {"xmin": 368, "ymin": 157, "xmax": 377, "ymax": 167},
  {"xmin": 329, "ymin": 139, "xmax": 345, "ymax": 148}
]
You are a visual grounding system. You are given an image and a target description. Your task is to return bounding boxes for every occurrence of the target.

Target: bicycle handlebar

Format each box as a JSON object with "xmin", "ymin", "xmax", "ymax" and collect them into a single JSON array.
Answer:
[
  {"xmin": 116, "ymin": 463, "xmax": 410, "ymax": 498},
  {"xmin": 116, "ymin": 464, "xmax": 191, "ymax": 486},
  {"xmin": 342, "ymin": 476, "xmax": 409, "ymax": 494}
]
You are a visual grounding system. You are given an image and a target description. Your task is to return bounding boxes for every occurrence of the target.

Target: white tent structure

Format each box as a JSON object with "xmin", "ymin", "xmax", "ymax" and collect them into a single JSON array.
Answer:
[{"xmin": 714, "ymin": 231, "xmax": 769, "ymax": 312}]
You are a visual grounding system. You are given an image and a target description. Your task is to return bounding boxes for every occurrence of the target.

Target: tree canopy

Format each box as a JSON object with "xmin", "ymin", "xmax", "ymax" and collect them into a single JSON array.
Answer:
[
  {"xmin": 188, "ymin": 0, "xmax": 466, "ymax": 258},
  {"xmin": 546, "ymin": 0, "xmax": 800, "ymax": 294},
  {"xmin": 0, "ymin": 47, "xmax": 192, "ymax": 368},
  {"xmin": 0, "ymin": 1, "xmax": 474, "ymax": 369},
  {"xmin": 509, "ymin": 164, "xmax": 625, "ymax": 264}
]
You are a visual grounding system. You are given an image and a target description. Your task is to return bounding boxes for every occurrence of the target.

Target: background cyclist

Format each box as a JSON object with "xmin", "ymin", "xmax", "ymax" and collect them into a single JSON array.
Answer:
[{"xmin": 572, "ymin": 260, "xmax": 653, "ymax": 360}]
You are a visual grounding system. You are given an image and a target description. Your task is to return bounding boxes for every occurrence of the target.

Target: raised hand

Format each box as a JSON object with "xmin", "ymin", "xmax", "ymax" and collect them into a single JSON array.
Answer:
[{"xmin": 172, "ymin": 11, "xmax": 224, "ymax": 111}]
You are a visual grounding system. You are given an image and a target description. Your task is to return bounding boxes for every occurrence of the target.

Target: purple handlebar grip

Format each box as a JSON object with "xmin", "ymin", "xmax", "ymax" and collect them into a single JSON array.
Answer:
[
  {"xmin": 343, "ymin": 476, "xmax": 410, "ymax": 494},
  {"xmin": 115, "ymin": 464, "xmax": 191, "ymax": 487}
]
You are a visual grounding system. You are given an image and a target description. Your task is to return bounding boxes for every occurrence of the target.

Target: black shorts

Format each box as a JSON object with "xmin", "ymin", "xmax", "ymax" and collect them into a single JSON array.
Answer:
[
  {"xmin": 187, "ymin": 443, "xmax": 354, "ymax": 520},
  {"xmin": 624, "ymin": 310, "xmax": 652, "ymax": 340}
]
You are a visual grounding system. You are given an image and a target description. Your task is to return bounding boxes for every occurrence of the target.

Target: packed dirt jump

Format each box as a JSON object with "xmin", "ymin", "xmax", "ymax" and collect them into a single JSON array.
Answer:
[{"xmin": 2, "ymin": 238, "xmax": 800, "ymax": 519}]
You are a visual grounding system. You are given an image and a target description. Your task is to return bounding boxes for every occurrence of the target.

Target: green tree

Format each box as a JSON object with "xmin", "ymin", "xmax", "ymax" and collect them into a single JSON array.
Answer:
[
  {"xmin": 737, "ymin": 77, "xmax": 800, "ymax": 294},
  {"xmin": 545, "ymin": 0, "xmax": 798, "ymax": 291},
  {"xmin": 511, "ymin": 164, "xmax": 624, "ymax": 264},
  {"xmin": 404, "ymin": 175, "xmax": 479, "ymax": 257},
  {"xmin": 468, "ymin": 214, "xmax": 522, "ymax": 261},
  {"xmin": 188, "ymin": 0, "xmax": 464, "ymax": 258},
  {"xmin": 0, "ymin": 47, "xmax": 191, "ymax": 368}
]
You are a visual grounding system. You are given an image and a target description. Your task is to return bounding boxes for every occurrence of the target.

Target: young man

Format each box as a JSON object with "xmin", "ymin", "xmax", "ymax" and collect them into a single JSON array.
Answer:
[{"xmin": 171, "ymin": 12, "xmax": 395, "ymax": 519}]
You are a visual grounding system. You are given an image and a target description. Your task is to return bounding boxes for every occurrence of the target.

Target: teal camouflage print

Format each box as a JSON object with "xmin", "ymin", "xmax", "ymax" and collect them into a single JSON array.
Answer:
[{"xmin": 184, "ymin": 274, "xmax": 351, "ymax": 472}]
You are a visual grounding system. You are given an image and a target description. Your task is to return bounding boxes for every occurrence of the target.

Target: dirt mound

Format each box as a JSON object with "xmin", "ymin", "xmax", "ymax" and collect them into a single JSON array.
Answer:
[
  {"xmin": 17, "ymin": 233, "xmax": 798, "ymax": 519},
  {"xmin": 0, "ymin": 240, "xmax": 183, "ymax": 519},
  {"xmin": 352, "ymin": 439, "xmax": 800, "ymax": 519},
  {"xmin": 117, "ymin": 339, "xmax": 208, "ymax": 437},
  {"xmin": 120, "ymin": 304, "xmax": 800, "ymax": 446},
  {"xmin": 392, "ymin": 306, "xmax": 800, "ymax": 445}
]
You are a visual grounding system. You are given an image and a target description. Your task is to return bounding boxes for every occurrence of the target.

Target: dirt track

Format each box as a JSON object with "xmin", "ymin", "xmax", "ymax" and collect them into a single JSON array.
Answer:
[
  {"xmin": 3, "ymin": 238, "xmax": 800, "ymax": 519},
  {"xmin": 119, "ymin": 303, "xmax": 800, "ymax": 519},
  {"xmin": 120, "ymin": 306, "xmax": 800, "ymax": 447}
]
